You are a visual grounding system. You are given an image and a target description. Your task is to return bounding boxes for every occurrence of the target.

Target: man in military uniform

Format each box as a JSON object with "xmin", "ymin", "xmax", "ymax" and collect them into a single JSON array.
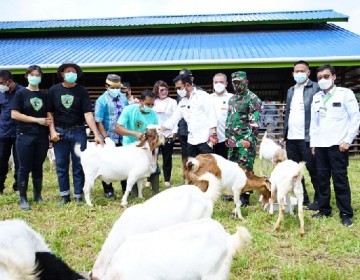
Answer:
[{"xmin": 225, "ymin": 71, "xmax": 262, "ymax": 206}]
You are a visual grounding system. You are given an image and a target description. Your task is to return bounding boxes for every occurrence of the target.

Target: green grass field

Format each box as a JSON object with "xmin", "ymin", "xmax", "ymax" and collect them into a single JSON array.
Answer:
[{"xmin": 0, "ymin": 154, "xmax": 359, "ymax": 279}]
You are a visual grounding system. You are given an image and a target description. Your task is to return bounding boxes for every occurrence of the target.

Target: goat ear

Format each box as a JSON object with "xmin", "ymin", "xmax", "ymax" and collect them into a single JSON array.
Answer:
[{"xmin": 149, "ymin": 137, "xmax": 157, "ymax": 151}]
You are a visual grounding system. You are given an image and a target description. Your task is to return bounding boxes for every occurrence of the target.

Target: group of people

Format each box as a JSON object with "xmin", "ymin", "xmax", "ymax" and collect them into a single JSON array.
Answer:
[{"xmin": 0, "ymin": 61, "xmax": 358, "ymax": 227}]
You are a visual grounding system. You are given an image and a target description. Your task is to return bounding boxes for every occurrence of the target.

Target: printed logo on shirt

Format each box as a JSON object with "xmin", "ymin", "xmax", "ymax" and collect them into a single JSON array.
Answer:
[
  {"xmin": 61, "ymin": 94, "xmax": 74, "ymax": 109},
  {"xmin": 135, "ymin": 120, "xmax": 144, "ymax": 129},
  {"xmin": 30, "ymin": 97, "xmax": 43, "ymax": 111}
]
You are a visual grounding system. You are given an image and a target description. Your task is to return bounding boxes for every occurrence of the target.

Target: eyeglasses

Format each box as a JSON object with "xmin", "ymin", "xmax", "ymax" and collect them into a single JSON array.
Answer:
[{"xmin": 317, "ymin": 74, "xmax": 331, "ymax": 80}]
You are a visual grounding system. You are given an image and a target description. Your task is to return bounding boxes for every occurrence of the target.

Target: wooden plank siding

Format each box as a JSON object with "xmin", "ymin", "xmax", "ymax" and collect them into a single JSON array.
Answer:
[{"xmin": 86, "ymin": 87, "xmax": 360, "ymax": 154}]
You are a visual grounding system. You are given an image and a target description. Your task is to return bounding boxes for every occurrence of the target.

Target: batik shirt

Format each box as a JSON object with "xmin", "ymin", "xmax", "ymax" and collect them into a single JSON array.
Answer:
[
  {"xmin": 225, "ymin": 89, "xmax": 262, "ymax": 147},
  {"xmin": 95, "ymin": 91, "xmax": 125, "ymax": 143}
]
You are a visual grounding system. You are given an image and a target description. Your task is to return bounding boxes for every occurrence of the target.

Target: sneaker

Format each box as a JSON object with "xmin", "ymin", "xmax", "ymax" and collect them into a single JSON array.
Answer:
[
  {"xmin": 74, "ymin": 197, "xmax": 83, "ymax": 205},
  {"xmin": 307, "ymin": 201, "xmax": 319, "ymax": 211},
  {"xmin": 312, "ymin": 212, "xmax": 331, "ymax": 219},
  {"xmin": 104, "ymin": 192, "xmax": 116, "ymax": 199},
  {"xmin": 341, "ymin": 214, "xmax": 353, "ymax": 227},
  {"xmin": 164, "ymin": 182, "xmax": 171, "ymax": 188}
]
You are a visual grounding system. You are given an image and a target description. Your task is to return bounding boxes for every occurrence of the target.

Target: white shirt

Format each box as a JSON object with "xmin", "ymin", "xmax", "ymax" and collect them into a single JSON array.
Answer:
[
  {"xmin": 310, "ymin": 86, "xmax": 360, "ymax": 147},
  {"xmin": 210, "ymin": 91, "xmax": 233, "ymax": 143},
  {"xmin": 164, "ymin": 89, "xmax": 217, "ymax": 145},
  {"xmin": 288, "ymin": 82, "xmax": 306, "ymax": 139},
  {"xmin": 153, "ymin": 97, "xmax": 177, "ymax": 138}
]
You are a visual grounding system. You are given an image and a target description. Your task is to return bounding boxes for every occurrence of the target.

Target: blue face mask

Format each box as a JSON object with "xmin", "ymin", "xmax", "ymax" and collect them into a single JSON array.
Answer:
[
  {"xmin": 28, "ymin": 75, "xmax": 41, "ymax": 86},
  {"xmin": 64, "ymin": 72, "xmax": 77, "ymax": 83},
  {"xmin": 294, "ymin": 72, "xmax": 307, "ymax": 84},
  {"xmin": 140, "ymin": 105, "xmax": 152, "ymax": 114},
  {"xmin": 108, "ymin": 88, "xmax": 120, "ymax": 98}
]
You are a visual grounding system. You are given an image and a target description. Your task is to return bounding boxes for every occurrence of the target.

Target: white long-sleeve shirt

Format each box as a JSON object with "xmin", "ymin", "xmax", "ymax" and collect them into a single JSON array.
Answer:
[
  {"xmin": 153, "ymin": 97, "xmax": 178, "ymax": 138},
  {"xmin": 310, "ymin": 86, "xmax": 360, "ymax": 147},
  {"xmin": 210, "ymin": 91, "xmax": 233, "ymax": 143},
  {"xmin": 164, "ymin": 89, "xmax": 217, "ymax": 145}
]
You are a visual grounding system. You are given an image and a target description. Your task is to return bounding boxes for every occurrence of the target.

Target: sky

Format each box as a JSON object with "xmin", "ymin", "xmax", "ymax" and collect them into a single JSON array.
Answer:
[{"xmin": 1, "ymin": 0, "xmax": 360, "ymax": 35}]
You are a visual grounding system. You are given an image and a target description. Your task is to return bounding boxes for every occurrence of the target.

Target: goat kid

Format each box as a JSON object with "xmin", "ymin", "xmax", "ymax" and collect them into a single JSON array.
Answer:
[
  {"xmin": 0, "ymin": 219, "xmax": 86, "ymax": 280},
  {"xmin": 259, "ymin": 131, "xmax": 287, "ymax": 176},
  {"xmin": 90, "ymin": 172, "xmax": 221, "ymax": 280},
  {"xmin": 103, "ymin": 218, "xmax": 251, "ymax": 280},
  {"xmin": 185, "ymin": 153, "xmax": 271, "ymax": 220},
  {"xmin": 269, "ymin": 160, "xmax": 306, "ymax": 236},
  {"xmin": 74, "ymin": 125, "xmax": 165, "ymax": 207}
]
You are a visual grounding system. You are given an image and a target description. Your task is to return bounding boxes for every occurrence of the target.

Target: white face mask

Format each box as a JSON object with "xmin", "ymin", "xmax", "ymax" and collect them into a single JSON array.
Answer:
[
  {"xmin": 177, "ymin": 88, "xmax": 186, "ymax": 98},
  {"xmin": 294, "ymin": 72, "xmax": 307, "ymax": 84},
  {"xmin": 214, "ymin": 83, "xmax": 226, "ymax": 93},
  {"xmin": 0, "ymin": 85, "xmax": 9, "ymax": 93},
  {"xmin": 318, "ymin": 78, "xmax": 333, "ymax": 90}
]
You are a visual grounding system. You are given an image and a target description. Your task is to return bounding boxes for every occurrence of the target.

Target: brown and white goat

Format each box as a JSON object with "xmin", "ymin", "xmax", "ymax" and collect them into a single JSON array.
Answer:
[
  {"xmin": 259, "ymin": 131, "xmax": 287, "ymax": 176},
  {"xmin": 269, "ymin": 160, "xmax": 306, "ymax": 236},
  {"xmin": 185, "ymin": 153, "xmax": 271, "ymax": 220},
  {"xmin": 74, "ymin": 125, "xmax": 165, "ymax": 207}
]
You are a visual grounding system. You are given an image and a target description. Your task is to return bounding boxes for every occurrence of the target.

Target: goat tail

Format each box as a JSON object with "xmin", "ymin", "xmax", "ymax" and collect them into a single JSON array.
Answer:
[
  {"xmin": 185, "ymin": 157, "xmax": 200, "ymax": 172},
  {"xmin": 197, "ymin": 172, "xmax": 222, "ymax": 203},
  {"xmin": 294, "ymin": 161, "xmax": 306, "ymax": 182},
  {"xmin": 229, "ymin": 226, "xmax": 252, "ymax": 256},
  {"xmin": 0, "ymin": 249, "xmax": 38, "ymax": 280},
  {"xmin": 263, "ymin": 130, "xmax": 268, "ymax": 139},
  {"xmin": 73, "ymin": 142, "xmax": 82, "ymax": 158}
]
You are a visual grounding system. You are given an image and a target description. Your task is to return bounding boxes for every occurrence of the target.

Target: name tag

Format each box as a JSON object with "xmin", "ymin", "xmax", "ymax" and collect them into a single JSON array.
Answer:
[
  {"xmin": 318, "ymin": 107, "xmax": 327, "ymax": 117},
  {"xmin": 333, "ymin": 102, "xmax": 341, "ymax": 107}
]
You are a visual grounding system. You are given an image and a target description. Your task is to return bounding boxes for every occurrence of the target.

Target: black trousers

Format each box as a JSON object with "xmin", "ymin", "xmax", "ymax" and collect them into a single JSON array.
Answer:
[
  {"xmin": 214, "ymin": 141, "xmax": 228, "ymax": 159},
  {"xmin": 16, "ymin": 133, "xmax": 48, "ymax": 183},
  {"xmin": 286, "ymin": 140, "xmax": 319, "ymax": 203},
  {"xmin": 160, "ymin": 140, "xmax": 174, "ymax": 182},
  {"xmin": 0, "ymin": 137, "xmax": 18, "ymax": 189},
  {"xmin": 187, "ymin": 142, "xmax": 213, "ymax": 158},
  {"xmin": 315, "ymin": 146, "xmax": 353, "ymax": 218}
]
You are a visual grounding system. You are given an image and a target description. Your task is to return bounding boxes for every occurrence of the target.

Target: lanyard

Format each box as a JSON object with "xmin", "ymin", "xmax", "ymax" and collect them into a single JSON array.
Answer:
[{"xmin": 323, "ymin": 87, "xmax": 336, "ymax": 105}]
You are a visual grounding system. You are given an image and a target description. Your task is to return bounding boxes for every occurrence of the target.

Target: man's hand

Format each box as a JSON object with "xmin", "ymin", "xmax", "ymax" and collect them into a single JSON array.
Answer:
[
  {"xmin": 208, "ymin": 134, "xmax": 218, "ymax": 146},
  {"xmin": 94, "ymin": 135, "xmax": 104, "ymax": 146},
  {"xmin": 241, "ymin": 139, "xmax": 250, "ymax": 148},
  {"xmin": 311, "ymin": 147, "xmax": 315, "ymax": 155},
  {"xmin": 50, "ymin": 131, "xmax": 61, "ymax": 143},
  {"xmin": 339, "ymin": 142, "xmax": 350, "ymax": 152}
]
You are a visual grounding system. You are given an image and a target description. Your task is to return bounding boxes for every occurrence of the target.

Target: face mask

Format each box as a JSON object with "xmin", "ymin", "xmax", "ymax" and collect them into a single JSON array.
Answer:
[
  {"xmin": 318, "ymin": 78, "xmax": 333, "ymax": 90},
  {"xmin": 233, "ymin": 83, "xmax": 247, "ymax": 93},
  {"xmin": 140, "ymin": 105, "xmax": 151, "ymax": 114},
  {"xmin": 177, "ymin": 88, "xmax": 186, "ymax": 98},
  {"xmin": 108, "ymin": 88, "xmax": 120, "ymax": 98},
  {"xmin": 28, "ymin": 75, "xmax": 41, "ymax": 86},
  {"xmin": 0, "ymin": 85, "xmax": 9, "ymax": 93},
  {"xmin": 214, "ymin": 83, "xmax": 226, "ymax": 93},
  {"xmin": 294, "ymin": 72, "xmax": 307, "ymax": 84},
  {"xmin": 64, "ymin": 72, "xmax": 77, "ymax": 83}
]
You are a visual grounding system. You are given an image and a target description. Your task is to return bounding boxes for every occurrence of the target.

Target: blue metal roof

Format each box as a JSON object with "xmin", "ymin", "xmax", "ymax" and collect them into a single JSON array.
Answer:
[
  {"xmin": 0, "ymin": 10, "xmax": 347, "ymax": 30},
  {"xmin": 1, "ymin": 24, "xmax": 360, "ymax": 72}
]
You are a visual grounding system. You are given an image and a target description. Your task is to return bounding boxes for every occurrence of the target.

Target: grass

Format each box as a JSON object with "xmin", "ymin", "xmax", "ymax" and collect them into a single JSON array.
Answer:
[{"xmin": 0, "ymin": 154, "xmax": 359, "ymax": 279}]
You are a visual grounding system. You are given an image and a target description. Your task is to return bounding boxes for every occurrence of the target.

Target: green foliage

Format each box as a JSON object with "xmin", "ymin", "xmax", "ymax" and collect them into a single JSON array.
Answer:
[{"xmin": 0, "ymin": 154, "xmax": 359, "ymax": 279}]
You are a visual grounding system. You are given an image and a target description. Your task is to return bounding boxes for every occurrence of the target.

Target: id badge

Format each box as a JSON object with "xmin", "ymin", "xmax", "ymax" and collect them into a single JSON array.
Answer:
[{"xmin": 318, "ymin": 107, "xmax": 327, "ymax": 117}]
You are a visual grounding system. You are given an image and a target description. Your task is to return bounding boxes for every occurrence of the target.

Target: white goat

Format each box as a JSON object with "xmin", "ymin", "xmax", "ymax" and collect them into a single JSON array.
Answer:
[
  {"xmin": 74, "ymin": 125, "xmax": 165, "ymax": 207},
  {"xmin": 185, "ymin": 153, "xmax": 271, "ymax": 220},
  {"xmin": 90, "ymin": 172, "xmax": 221, "ymax": 280},
  {"xmin": 103, "ymin": 218, "xmax": 251, "ymax": 280},
  {"xmin": 0, "ymin": 219, "xmax": 85, "ymax": 280},
  {"xmin": 269, "ymin": 160, "xmax": 306, "ymax": 236},
  {"xmin": 259, "ymin": 131, "xmax": 287, "ymax": 176}
]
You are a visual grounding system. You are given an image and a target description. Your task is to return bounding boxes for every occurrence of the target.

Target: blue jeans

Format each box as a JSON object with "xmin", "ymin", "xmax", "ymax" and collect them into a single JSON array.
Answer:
[{"xmin": 53, "ymin": 127, "xmax": 87, "ymax": 198}]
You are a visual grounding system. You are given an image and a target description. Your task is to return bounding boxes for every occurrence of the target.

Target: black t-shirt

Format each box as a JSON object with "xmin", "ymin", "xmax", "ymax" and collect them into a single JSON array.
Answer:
[
  {"xmin": 47, "ymin": 83, "xmax": 92, "ymax": 127},
  {"xmin": 10, "ymin": 87, "xmax": 49, "ymax": 135}
]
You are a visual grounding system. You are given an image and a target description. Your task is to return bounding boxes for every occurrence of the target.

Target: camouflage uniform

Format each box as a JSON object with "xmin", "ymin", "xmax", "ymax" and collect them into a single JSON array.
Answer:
[{"xmin": 225, "ymin": 72, "xmax": 262, "ymax": 172}]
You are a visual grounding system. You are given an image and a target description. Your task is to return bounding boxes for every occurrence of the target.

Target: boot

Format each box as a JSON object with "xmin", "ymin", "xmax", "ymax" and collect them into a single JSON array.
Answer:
[
  {"xmin": 240, "ymin": 192, "xmax": 251, "ymax": 207},
  {"xmin": 13, "ymin": 181, "xmax": 19, "ymax": 194},
  {"xmin": 18, "ymin": 181, "xmax": 30, "ymax": 211},
  {"xmin": 149, "ymin": 174, "xmax": 160, "ymax": 195},
  {"xmin": 58, "ymin": 195, "xmax": 71, "ymax": 206},
  {"xmin": 33, "ymin": 178, "xmax": 43, "ymax": 203}
]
